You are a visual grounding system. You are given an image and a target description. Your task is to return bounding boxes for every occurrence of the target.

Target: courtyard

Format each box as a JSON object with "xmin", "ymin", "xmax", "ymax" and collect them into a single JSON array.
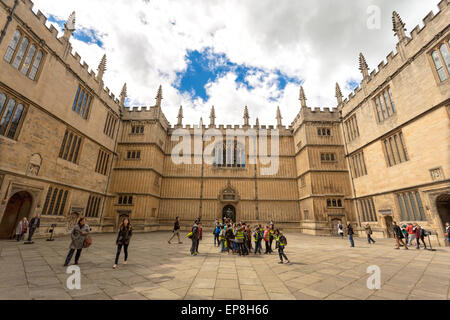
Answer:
[{"xmin": 0, "ymin": 231, "xmax": 449, "ymax": 300}]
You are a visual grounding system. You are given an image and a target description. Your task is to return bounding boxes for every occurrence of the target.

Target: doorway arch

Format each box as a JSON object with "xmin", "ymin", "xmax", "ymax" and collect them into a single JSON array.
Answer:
[
  {"xmin": 0, "ymin": 191, "xmax": 33, "ymax": 239},
  {"xmin": 222, "ymin": 205, "xmax": 236, "ymax": 222},
  {"xmin": 436, "ymin": 194, "xmax": 450, "ymax": 229}
]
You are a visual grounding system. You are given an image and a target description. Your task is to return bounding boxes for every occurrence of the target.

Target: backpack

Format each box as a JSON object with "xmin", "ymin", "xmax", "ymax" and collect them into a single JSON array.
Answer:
[{"xmin": 279, "ymin": 235, "xmax": 287, "ymax": 246}]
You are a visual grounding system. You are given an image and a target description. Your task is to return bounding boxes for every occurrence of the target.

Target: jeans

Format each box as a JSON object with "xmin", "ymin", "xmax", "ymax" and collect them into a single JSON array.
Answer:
[
  {"xmin": 265, "ymin": 241, "xmax": 270, "ymax": 253},
  {"xmin": 349, "ymin": 235, "xmax": 354, "ymax": 247},
  {"xmin": 65, "ymin": 248, "xmax": 82, "ymax": 265},
  {"xmin": 214, "ymin": 234, "xmax": 220, "ymax": 246},
  {"xmin": 416, "ymin": 237, "xmax": 426, "ymax": 249},
  {"xmin": 278, "ymin": 246, "xmax": 288, "ymax": 262},
  {"xmin": 367, "ymin": 234, "xmax": 375, "ymax": 244},
  {"xmin": 190, "ymin": 238, "xmax": 198, "ymax": 254},
  {"xmin": 255, "ymin": 240, "xmax": 262, "ymax": 254},
  {"xmin": 115, "ymin": 244, "xmax": 129, "ymax": 264},
  {"xmin": 220, "ymin": 240, "xmax": 226, "ymax": 252},
  {"xmin": 27, "ymin": 228, "xmax": 37, "ymax": 242}
]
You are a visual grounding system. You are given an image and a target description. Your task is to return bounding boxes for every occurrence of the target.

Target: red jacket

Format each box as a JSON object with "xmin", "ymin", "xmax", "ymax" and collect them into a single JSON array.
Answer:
[{"xmin": 405, "ymin": 225, "xmax": 414, "ymax": 235}]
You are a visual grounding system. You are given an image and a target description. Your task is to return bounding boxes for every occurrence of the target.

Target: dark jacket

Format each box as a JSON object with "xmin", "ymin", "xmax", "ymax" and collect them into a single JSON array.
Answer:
[
  {"xmin": 29, "ymin": 217, "xmax": 40, "ymax": 229},
  {"xmin": 173, "ymin": 220, "xmax": 180, "ymax": 232},
  {"xmin": 191, "ymin": 224, "xmax": 199, "ymax": 240},
  {"xmin": 116, "ymin": 226, "xmax": 133, "ymax": 245},
  {"xmin": 393, "ymin": 225, "xmax": 404, "ymax": 239},
  {"xmin": 365, "ymin": 225, "xmax": 373, "ymax": 235},
  {"xmin": 347, "ymin": 225, "xmax": 354, "ymax": 236}
]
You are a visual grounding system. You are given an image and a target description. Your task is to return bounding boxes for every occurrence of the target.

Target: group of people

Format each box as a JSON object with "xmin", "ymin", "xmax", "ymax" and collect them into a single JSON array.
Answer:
[
  {"xmin": 392, "ymin": 221, "xmax": 430, "ymax": 250},
  {"xmin": 212, "ymin": 219, "xmax": 289, "ymax": 264},
  {"xmin": 14, "ymin": 214, "xmax": 41, "ymax": 242}
]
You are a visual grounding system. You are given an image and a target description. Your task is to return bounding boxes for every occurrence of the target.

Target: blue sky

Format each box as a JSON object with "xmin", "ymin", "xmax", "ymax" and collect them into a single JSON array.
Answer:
[{"xmin": 48, "ymin": 15, "xmax": 104, "ymax": 48}]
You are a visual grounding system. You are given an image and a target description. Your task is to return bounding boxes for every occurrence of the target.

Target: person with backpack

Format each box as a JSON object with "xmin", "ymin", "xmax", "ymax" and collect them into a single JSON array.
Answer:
[
  {"xmin": 393, "ymin": 221, "xmax": 408, "ymax": 250},
  {"xmin": 414, "ymin": 224, "xmax": 427, "ymax": 249},
  {"xmin": 168, "ymin": 217, "xmax": 182, "ymax": 244},
  {"xmin": 275, "ymin": 229, "xmax": 289, "ymax": 264},
  {"xmin": 113, "ymin": 218, "xmax": 133, "ymax": 269},
  {"xmin": 213, "ymin": 222, "xmax": 221, "ymax": 247},
  {"xmin": 364, "ymin": 223, "xmax": 376, "ymax": 244},
  {"xmin": 64, "ymin": 217, "xmax": 90, "ymax": 266}
]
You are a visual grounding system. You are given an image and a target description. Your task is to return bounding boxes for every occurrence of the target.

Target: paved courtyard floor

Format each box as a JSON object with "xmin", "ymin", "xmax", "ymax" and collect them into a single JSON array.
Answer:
[{"xmin": 0, "ymin": 231, "xmax": 449, "ymax": 300}]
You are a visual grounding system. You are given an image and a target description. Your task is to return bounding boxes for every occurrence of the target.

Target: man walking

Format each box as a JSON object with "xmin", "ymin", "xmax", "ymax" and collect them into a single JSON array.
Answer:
[
  {"xmin": 365, "ymin": 223, "xmax": 376, "ymax": 244},
  {"xmin": 168, "ymin": 217, "xmax": 182, "ymax": 244},
  {"xmin": 275, "ymin": 229, "xmax": 289, "ymax": 264},
  {"xmin": 347, "ymin": 223, "xmax": 355, "ymax": 247},
  {"xmin": 393, "ymin": 221, "xmax": 408, "ymax": 250},
  {"xmin": 27, "ymin": 214, "xmax": 41, "ymax": 243}
]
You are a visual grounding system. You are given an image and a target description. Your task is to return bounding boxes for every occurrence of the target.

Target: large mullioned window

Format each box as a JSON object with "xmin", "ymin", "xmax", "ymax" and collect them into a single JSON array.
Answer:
[
  {"xmin": 0, "ymin": 91, "xmax": 26, "ymax": 140},
  {"xmin": 59, "ymin": 129, "xmax": 83, "ymax": 164},
  {"xmin": 4, "ymin": 29, "xmax": 44, "ymax": 81},
  {"xmin": 431, "ymin": 40, "xmax": 450, "ymax": 82},
  {"xmin": 213, "ymin": 141, "xmax": 246, "ymax": 168},
  {"xmin": 359, "ymin": 198, "xmax": 377, "ymax": 222},
  {"xmin": 72, "ymin": 85, "xmax": 93, "ymax": 120},
  {"xmin": 397, "ymin": 191, "xmax": 426, "ymax": 221},
  {"xmin": 86, "ymin": 195, "xmax": 101, "ymax": 218},
  {"xmin": 41, "ymin": 186, "xmax": 69, "ymax": 216},
  {"xmin": 382, "ymin": 131, "xmax": 409, "ymax": 167},
  {"xmin": 374, "ymin": 87, "xmax": 396, "ymax": 123}
]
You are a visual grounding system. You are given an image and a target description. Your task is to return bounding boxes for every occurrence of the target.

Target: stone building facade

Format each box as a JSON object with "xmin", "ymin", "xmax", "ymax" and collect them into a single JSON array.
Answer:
[{"xmin": 0, "ymin": 0, "xmax": 448, "ymax": 244}]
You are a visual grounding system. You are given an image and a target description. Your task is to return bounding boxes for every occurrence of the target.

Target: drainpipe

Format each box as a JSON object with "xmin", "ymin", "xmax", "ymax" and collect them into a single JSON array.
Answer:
[
  {"xmin": 0, "ymin": 0, "xmax": 19, "ymax": 46},
  {"xmin": 339, "ymin": 111, "xmax": 362, "ymax": 228}
]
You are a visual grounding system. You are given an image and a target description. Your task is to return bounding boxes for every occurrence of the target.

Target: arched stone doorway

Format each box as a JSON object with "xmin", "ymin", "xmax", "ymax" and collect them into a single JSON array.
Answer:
[
  {"xmin": 0, "ymin": 192, "xmax": 33, "ymax": 239},
  {"xmin": 222, "ymin": 205, "xmax": 236, "ymax": 222},
  {"xmin": 436, "ymin": 194, "xmax": 450, "ymax": 229}
]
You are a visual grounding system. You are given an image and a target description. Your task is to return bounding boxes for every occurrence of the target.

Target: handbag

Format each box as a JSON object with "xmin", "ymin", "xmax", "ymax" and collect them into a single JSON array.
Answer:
[{"xmin": 83, "ymin": 236, "xmax": 93, "ymax": 248}]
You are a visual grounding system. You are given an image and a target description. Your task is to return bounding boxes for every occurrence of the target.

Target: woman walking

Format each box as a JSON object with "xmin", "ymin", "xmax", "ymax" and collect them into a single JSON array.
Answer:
[
  {"xmin": 15, "ymin": 217, "xmax": 28, "ymax": 241},
  {"xmin": 113, "ymin": 218, "xmax": 133, "ymax": 269},
  {"xmin": 64, "ymin": 217, "xmax": 90, "ymax": 266},
  {"xmin": 168, "ymin": 217, "xmax": 182, "ymax": 244}
]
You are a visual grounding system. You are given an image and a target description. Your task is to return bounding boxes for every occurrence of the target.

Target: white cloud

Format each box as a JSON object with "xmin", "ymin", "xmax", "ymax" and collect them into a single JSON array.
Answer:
[{"xmin": 33, "ymin": 0, "xmax": 442, "ymax": 126}]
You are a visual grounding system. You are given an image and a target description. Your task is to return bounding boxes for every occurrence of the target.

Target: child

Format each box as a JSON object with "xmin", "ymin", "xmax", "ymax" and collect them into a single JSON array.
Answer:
[{"xmin": 275, "ymin": 229, "xmax": 289, "ymax": 264}]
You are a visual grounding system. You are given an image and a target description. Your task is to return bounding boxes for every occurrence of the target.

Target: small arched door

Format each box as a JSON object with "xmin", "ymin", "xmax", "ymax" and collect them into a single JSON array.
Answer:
[
  {"xmin": 222, "ymin": 205, "xmax": 236, "ymax": 222},
  {"xmin": 0, "ymin": 192, "xmax": 33, "ymax": 239}
]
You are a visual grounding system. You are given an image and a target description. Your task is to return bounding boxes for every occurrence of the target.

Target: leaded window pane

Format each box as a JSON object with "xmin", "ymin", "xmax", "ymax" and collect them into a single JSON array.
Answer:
[
  {"xmin": 0, "ymin": 99, "xmax": 16, "ymax": 136},
  {"xmin": 4, "ymin": 30, "xmax": 21, "ymax": 63},
  {"xmin": 439, "ymin": 44, "xmax": 450, "ymax": 74},
  {"xmin": 12, "ymin": 37, "xmax": 29, "ymax": 69},
  {"xmin": 28, "ymin": 50, "xmax": 43, "ymax": 80},
  {"xmin": 6, "ymin": 104, "xmax": 24, "ymax": 139}
]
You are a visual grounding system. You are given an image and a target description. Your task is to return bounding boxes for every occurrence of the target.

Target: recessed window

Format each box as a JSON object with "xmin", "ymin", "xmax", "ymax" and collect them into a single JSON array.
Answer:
[
  {"xmin": 126, "ymin": 150, "xmax": 141, "ymax": 160},
  {"xmin": 321, "ymin": 153, "xmax": 336, "ymax": 163},
  {"xmin": 58, "ymin": 129, "xmax": 83, "ymax": 164},
  {"xmin": 118, "ymin": 195, "xmax": 133, "ymax": 205},
  {"xmin": 359, "ymin": 198, "xmax": 377, "ymax": 222},
  {"xmin": 86, "ymin": 195, "xmax": 101, "ymax": 218},
  {"xmin": 318, "ymin": 128, "xmax": 331, "ymax": 137},
  {"xmin": 41, "ymin": 186, "xmax": 69, "ymax": 216},
  {"xmin": 345, "ymin": 115, "xmax": 359, "ymax": 142},
  {"xmin": 95, "ymin": 149, "xmax": 111, "ymax": 175},
  {"xmin": 351, "ymin": 151, "xmax": 368, "ymax": 178},
  {"xmin": 131, "ymin": 125, "xmax": 144, "ymax": 134},
  {"xmin": 213, "ymin": 141, "xmax": 246, "ymax": 168},
  {"xmin": 374, "ymin": 87, "xmax": 396, "ymax": 123},
  {"xmin": 327, "ymin": 198, "xmax": 343, "ymax": 208},
  {"xmin": 0, "ymin": 91, "xmax": 26, "ymax": 140},
  {"xmin": 3, "ymin": 29, "xmax": 45, "ymax": 81},
  {"xmin": 431, "ymin": 40, "xmax": 450, "ymax": 82},
  {"xmin": 397, "ymin": 191, "xmax": 426, "ymax": 221},
  {"xmin": 104, "ymin": 112, "xmax": 117, "ymax": 139},
  {"xmin": 72, "ymin": 85, "xmax": 93, "ymax": 120},
  {"xmin": 382, "ymin": 131, "xmax": 409, "ymax": 167}
]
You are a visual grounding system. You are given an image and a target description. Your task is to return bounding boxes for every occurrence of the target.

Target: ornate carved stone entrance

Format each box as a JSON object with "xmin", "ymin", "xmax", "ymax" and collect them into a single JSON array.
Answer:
[
  {"xmin": 218, "ymin": 180, "xmax": 240, "ymax": 222},
  {"xmin": 222, "ymin": 205, "xmax": 236, "ymax": 222},
  {"xmin": 0, "ymin": 191, "xmax": 33, "ymax": 239}
]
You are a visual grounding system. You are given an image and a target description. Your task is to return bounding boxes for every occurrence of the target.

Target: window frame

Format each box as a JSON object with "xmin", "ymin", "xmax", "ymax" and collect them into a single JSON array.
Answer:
[{"xmin": 0, "ymin": 91, "xmax": 27, "ymax": 141}]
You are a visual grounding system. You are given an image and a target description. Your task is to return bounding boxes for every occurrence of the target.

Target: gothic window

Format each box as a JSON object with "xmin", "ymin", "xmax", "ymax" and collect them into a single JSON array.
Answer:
[
  {"xmin": 86, "ymin": 195, "xmax": 101, "ymax": 218},
  {"xmin": 396, "ymin": 191, "xmax": 426, "ymax": 221},
  {"xmin": 126, "ymin": 150, "xmax": 141, "ymax": 160},
  {"xmin": 345, "ymin": 114, "xmax": 360, "ymax": 142},
  {"xmin": 360, "ymin": 198, "xmax": 377, "ymax": 222},
  {"xmin": 318, "ymin": 128, "xmax": 331, "ymax": 137},
  {"xmin": 213, "ymin": 141, "xmax": 246, "ymax": 168},
  {"xmin": 59, "ymin": 129, "xmax": 83, "ymax": 164},
  {"xmin": 118, "ymin": 195, "xmax": 133, "ymax": 205},
  {"xmin": 42, "ymin": 186, "xmax": 69, "ymax": 216},
  {"xmin": 431, "ymin": 40, "xmax": 450, "ymax": 82},
  {"xmin": 104, "ymin": 112, "xmax": 117, "ymax": 139},
  {"xmin": 3, "ymin": 29, "xmax": 44, "ymax": 80},
  {"xmin": 95, "ymin": 149, "xmax": 111, "ymax": 175},
  {"xmin": 382, "ymin": 131, "xmax": 408, "ymax": 167},
  {"xmin": 351, "ymin": 151, "xmax": 368, "ymax": 178},
  {"xmin": 131, "ymin": 125, "xmax": 144, "ymax": 134},
  {"xmin": 0, "ymin": 91, "xmax": 26, "ymax": 140},
  {"xmin": 320, "ymin": 153, "xmax": 336, "ymax": 163},
  {"xmin": 374, "ymin": 87, "xmax": 396, "ymax": 123},
  {"xmin": 72, "ymin": 85, "xmax": 93, "ymax": 120},
  {"xmin": 327, "ymin": 198, "xmax": 343, "ymax": 208}
]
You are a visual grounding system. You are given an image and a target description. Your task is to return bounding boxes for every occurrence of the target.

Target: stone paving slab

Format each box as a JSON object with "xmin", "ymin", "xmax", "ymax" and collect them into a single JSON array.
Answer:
[{"xmin": 0, "ymin": 231, "xmax": 449, "ymax": 300}]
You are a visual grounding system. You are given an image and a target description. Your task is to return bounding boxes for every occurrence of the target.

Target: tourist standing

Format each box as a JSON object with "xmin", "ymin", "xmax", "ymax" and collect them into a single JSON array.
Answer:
[
  {"xmin": 196, "ymin": 222, "xmax": 203, "ymax": 254},
  {"xmin": 27, "ymin": 214, "xmax": 40, "ymax": 242},
  {"xmin": 213, "ymin": 222, "xmax": 221, "ymax": 247},
  {"xmin": 15, "ymin": 217, "xmax": 28, "ymax": 241},
  {"xmin": 269, "ymin": 224, "xmax": 275, "ymax": 253},
  {"xmin": 64, "ymin": 217, "xmax": 90, "ymax": 266},
  {"xmin": 113, "ymin": 218, "xmax": 133, "ymax": 269},
  {"xmin": 347, "ymin": 223, "xmax": 355, "ymax": 247},
  {"xmin": 393, "ymin": 221, "xmax": 408, "ymax": 250},
  {"xmin": 365, "ymin": 223, "xmax": 376, "ymax": 244},
  {"xmin": 405, "ymin": 223, "xmax": 415, "ymax": 245},
  {"xmin": 225, "ymin": 223, "xmax": 234, "ymax": 254},
  {"xmin": 168, "ymin": 217, "xmax": 182, "ymax": 244},
  {"xmin": 235, "ymin": 224, "xmax": 245, "ymax": 256},
  {"xmin": 219, "ymin": 225, "xmax": 227, "ymax": 252},
  {"xmin": 275, "ymin": 229, "xmax": 289, "ymax": 264},
  {"xmin": 264, "ymin": 225, "xmax": 271, "ymax": 254},
  {"xmin": 254, "ymin": 226, "xmax": 262, "ymax": 254},
  {"xmin": 190, "ymin": 219, "xmax": 200, "ymax": 256},
  {"xmin": 337, "ymin": 221, "xmax": 344, "ymax": 239}
]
